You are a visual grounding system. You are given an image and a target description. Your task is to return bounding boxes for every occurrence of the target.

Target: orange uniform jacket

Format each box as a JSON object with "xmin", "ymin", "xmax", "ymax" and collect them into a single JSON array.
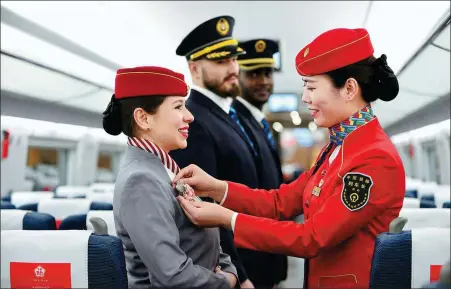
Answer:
[{"xmin": 223, "ymin": 118, "xmax": 405, "ymax": 288}]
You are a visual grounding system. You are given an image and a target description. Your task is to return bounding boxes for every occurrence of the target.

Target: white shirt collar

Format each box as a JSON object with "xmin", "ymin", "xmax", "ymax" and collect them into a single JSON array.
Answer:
[
  {"xmin": 236, "ymin": 97, "xmax": 266, "ymax": 125},
  {"xmin": 329, "ymin": 145, "xmax": 341, "ymax": 164},
  {"xmin": 191, "ymin": 84, "xmax": 232, "ymax": 114}
]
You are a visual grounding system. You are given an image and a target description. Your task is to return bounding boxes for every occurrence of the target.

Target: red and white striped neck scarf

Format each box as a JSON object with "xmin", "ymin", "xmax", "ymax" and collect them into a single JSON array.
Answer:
[{"xmin": 127, "ymin": 137, "xmax": 180, "ymax": 176}]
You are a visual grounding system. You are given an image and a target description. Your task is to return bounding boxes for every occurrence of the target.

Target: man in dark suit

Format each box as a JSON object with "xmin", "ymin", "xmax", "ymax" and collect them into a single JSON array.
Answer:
[
  {"xmin": 170, "ymin": 15, "xmax": 257, "ymax": 289},
  {"xmin": 231, "ymin": 39, "xmax": 288, "ymax": 288}
]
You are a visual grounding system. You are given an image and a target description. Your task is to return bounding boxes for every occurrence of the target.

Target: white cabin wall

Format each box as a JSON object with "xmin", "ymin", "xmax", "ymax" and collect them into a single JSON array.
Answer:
[
  {"xmin": 413, "ymin": 140, "xmax": 427, "ymax": 181},
  {"xmin": 436, "ymin": 134, "xmax": 450, "ymax": 185},
  {"xmin": 0, "ymin": 131, "xmax": 29, "ymax": 196},
  {"xmin": 70, "ymin": 134, "xmax": 99, "ymax": 186}
]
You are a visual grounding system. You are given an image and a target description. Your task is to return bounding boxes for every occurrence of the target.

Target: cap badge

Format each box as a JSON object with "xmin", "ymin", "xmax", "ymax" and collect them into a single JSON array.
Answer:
[
  {"xmin": 216, "ymin": 18, "xmax": 230, "ymax": 36},
  {"xmin": 255, "ymin": 40, "xmax": 266, "ymax": 53},
  {"xmin": 304, "ymin": 47, "xmax": 309, "ymax": 58}
]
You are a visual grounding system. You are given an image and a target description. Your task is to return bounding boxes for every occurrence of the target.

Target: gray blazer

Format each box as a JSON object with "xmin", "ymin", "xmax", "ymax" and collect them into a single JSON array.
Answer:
[{"xmin": 113, "ymin": 146, "xmax": 237, "ymax": 289}]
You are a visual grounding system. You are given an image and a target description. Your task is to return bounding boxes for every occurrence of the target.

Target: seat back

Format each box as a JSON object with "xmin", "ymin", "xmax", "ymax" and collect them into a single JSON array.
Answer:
[
  {"xmin": 59, "ymin": 214, "xmax": 88, "ymax": 230},
  {"xmin": 435, "ymin": 193, "xmax": 450, "ymax": 209},
  {"xmin": 1, "ymin": 209, "xmax": 56, "ymax": 230},
  {"xmin": 405, "ymin": 190, "xmax": 418, "ymax": 198},
  {"xmin": 419, "ymin": 188, "xmax": 450, "ymax": 209},
  {"xmin": 37, "ymin": 199, "xmax": 92, "ymax": 228},
  {"xmin": 90, "ymin": 202, "xmax": 113, "ymax": 210},
  {"xmin": 1, "ymin": 210, "xmax": 28, "ymax": 230},
  {"xmin": 55, "ymin": 186, "xmax": 91, "ymax": 198},
  {"xmin": 17, "ymin": 203, "xmax": 38, "ymax": 211},
  {"xmin": 403, "ymin": 198, "xmax": 420, "ymax": 208},
  {"xmin": 418, "ymin": 182, "xmax": 440, "ymax": 199},
  {"xmin": 411, "ymin": 228, "xmax": 450, "ymax": 287},
  {"xmin": 406, "ymin": 178, "xmax": 423, "ymax": 198},
  {"xmin": 1, "ymin": 202, "xmax": 15, "ymax": 209},
  {"xmin": 10, "ymin": 191, "xmax": 54, "ymax": 207},
  {"xmin": 370, "ymin": 231, "xmax": 412, "ymax": 289},
  {"xmin": 370, "ymin": 228, "xmax": 450, "ymax": 289},
  {"xmin": 422, "ymin": 195, "xmax": 436, "ymax": 203},
  {"xmin": 406, "ymin": 178, "xmax": 423, "ymax": 190},
  {"xmin": 1, "ymin": 230, "xmax": 127, "ymax": 288},
  {"xmin": 89, "ymin": 183, "xmax": 115, "ymax": 194},
  {"xmin": 86, "ymin": 192, "xmax": 113, "ymax": 204},
  {"xmin": 420, "ymin": 200, "xmax": 437, "ymax": 208},
  {"xmin": 16, "ymin": 200, "xmax": 112, "ymax": 228},
  {"xmin": 400, "ymin": 208, "xmax": 450, "ymax": 230},
  {"xmin": 60, "ymin": 211, "xmax": 117, "ymax": 236}
]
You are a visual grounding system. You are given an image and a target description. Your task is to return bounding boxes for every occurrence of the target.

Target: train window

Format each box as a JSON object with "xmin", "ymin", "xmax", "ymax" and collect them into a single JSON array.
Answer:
[
  {"xmin": 26, "ymin": 147, "xmax": 68, "ymax": 190},
  {"xmin": 96, "ymin": 152, "xmax": 116, "ymax": 183}
]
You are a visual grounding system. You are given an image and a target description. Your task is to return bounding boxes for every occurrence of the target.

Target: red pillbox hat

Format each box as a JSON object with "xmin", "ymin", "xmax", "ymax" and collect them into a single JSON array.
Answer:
[
  {"xmin": 114, "ymin": 66, "xmax": 189, "ymax": 99},
  {"xmin": 296, "ymin": 28, "xmax": 374, "ymax": 76}
]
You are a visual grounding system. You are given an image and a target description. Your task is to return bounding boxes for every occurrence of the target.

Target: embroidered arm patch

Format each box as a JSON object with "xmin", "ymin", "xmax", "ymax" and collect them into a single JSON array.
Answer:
[{"xmin": 341, "ymin": 172, "xmax": 373, "ymax": 211}]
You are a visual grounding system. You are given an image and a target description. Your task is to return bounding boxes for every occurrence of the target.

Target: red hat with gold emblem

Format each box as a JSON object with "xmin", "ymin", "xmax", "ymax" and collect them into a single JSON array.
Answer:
[
  {"xmin": 296, "ymin": 28, "xmax": 374, "ymax": 76},
  {"xmin": 114, "ymin": 66, "xmax": 189, "ymax": 99}
]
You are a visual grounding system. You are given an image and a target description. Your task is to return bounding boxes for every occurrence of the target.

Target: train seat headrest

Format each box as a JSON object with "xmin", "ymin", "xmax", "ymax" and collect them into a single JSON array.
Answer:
[
  {"xmin": 400, "ymin": 208, "xmax": 450, "ymax": 230},
  {"xmin": 59, "ymin": 211, "xmax": 117, "ymax": 236},
  {"xmin": 1, "ymin": 209, "xmax": 57, "ymax": 230},
  {"xmin": 403, "ymin": 198, "xmax": 420, "ymax": 208},
  {"xmin": 55, "ymin": 186, "xmax": 91, "ymax": 198},
  {"xmin": 86, "ymin": 192, "xmax": 113, "ymax": 204},
  {"xmin": 10, "ymin": 192, "xmax": 54, "ymax": 207},
  {"xmin": 1, "ymin": 230, "xmax": 127, "ymax": 288}
]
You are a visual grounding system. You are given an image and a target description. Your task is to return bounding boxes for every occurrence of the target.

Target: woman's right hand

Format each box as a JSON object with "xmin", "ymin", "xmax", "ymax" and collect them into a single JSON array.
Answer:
[
  {"xmin": 215, "ymin": 266, "xmax": 237, "ymax": 288},
  {"xmin": 173, "ymin": 164, "xmax": 227, "ymax": 202}
]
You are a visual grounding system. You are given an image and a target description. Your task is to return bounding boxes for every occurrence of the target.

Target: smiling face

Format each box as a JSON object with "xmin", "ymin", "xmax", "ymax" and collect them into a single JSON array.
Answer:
[
  {"xmin": 150, "ymin": 96, "xmax": 194, "ymax": 151},
  {"xmin": 134, "ymin": 96, "xmax": 194, "ymax": 152},
  {"xmin": 239, "ymin": 67, "xmax": 274, "ymax": 109},
  {"xmin": 189, "ymin": 57, "xmax": 241, "ymax": 98},
  {"xmin": 301, "ymin": 74, "xmax": 363, "ymax": 128}
]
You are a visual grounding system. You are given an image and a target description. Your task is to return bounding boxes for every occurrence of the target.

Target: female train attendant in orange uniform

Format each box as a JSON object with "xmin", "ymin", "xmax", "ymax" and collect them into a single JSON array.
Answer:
[{"xmin": 173, "ymin": 28, "xmax": 406, "ymax": 289}]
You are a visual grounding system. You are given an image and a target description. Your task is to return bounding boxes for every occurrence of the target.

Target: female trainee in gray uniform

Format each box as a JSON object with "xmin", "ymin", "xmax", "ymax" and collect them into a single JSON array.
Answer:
[{"xmin": 102, "ymin": 65, "xmax": 238, "ymax": 289}]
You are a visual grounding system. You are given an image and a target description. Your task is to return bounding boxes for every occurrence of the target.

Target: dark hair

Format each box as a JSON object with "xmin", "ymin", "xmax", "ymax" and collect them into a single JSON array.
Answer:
[
  {"xmin": 102, "ymin": 95, "xmax": 166, "ymax": 137},
  {"xmin": 325, "ymin": 54, "xmax": 399, "ymax": 102}
]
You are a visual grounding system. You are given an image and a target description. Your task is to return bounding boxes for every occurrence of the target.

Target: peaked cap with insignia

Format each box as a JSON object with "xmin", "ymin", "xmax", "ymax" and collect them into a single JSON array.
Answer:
[
  {"xmin": 176, "ymin": 15, "xmax": 245, "ymax": 61},
  {"xmin": 237, "ymin": 39, "xmax": 279, "ymax": 71}
]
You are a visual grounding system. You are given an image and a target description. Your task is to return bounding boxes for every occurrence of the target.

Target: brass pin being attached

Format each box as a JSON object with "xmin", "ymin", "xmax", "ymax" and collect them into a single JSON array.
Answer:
[{"xmin": 176, "ymin": 180, "xmax": 202, "ymax": 202}]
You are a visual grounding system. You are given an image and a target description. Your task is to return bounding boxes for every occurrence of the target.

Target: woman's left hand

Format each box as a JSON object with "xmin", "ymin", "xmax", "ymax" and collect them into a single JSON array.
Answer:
[{"xmin": 177, "ymin": 196, "xmax": 235, "ymax": 229}]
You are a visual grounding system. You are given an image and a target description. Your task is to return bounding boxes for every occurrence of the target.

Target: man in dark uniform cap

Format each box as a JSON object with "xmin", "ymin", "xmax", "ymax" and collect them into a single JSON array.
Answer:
[
  {"xmin": 170, "ymin": 15, "xmax": 257, "ymax": 288},
  {"xmin": 232, "ymin": 39, "xmax": 288, "ymax": 288},
  {"xmin": 235, "ymin": 39, "xmax": 284, "ymax": 189}
]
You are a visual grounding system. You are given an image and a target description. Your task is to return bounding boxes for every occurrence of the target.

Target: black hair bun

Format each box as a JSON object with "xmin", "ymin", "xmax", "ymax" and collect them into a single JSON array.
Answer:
[
  {"xmin": 102, "ymin": 95, "xmax": 122, "ymax": 136},
  {"xmin": 372, "ymin": 54, "xmax": 399, "ymax": 102}
]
